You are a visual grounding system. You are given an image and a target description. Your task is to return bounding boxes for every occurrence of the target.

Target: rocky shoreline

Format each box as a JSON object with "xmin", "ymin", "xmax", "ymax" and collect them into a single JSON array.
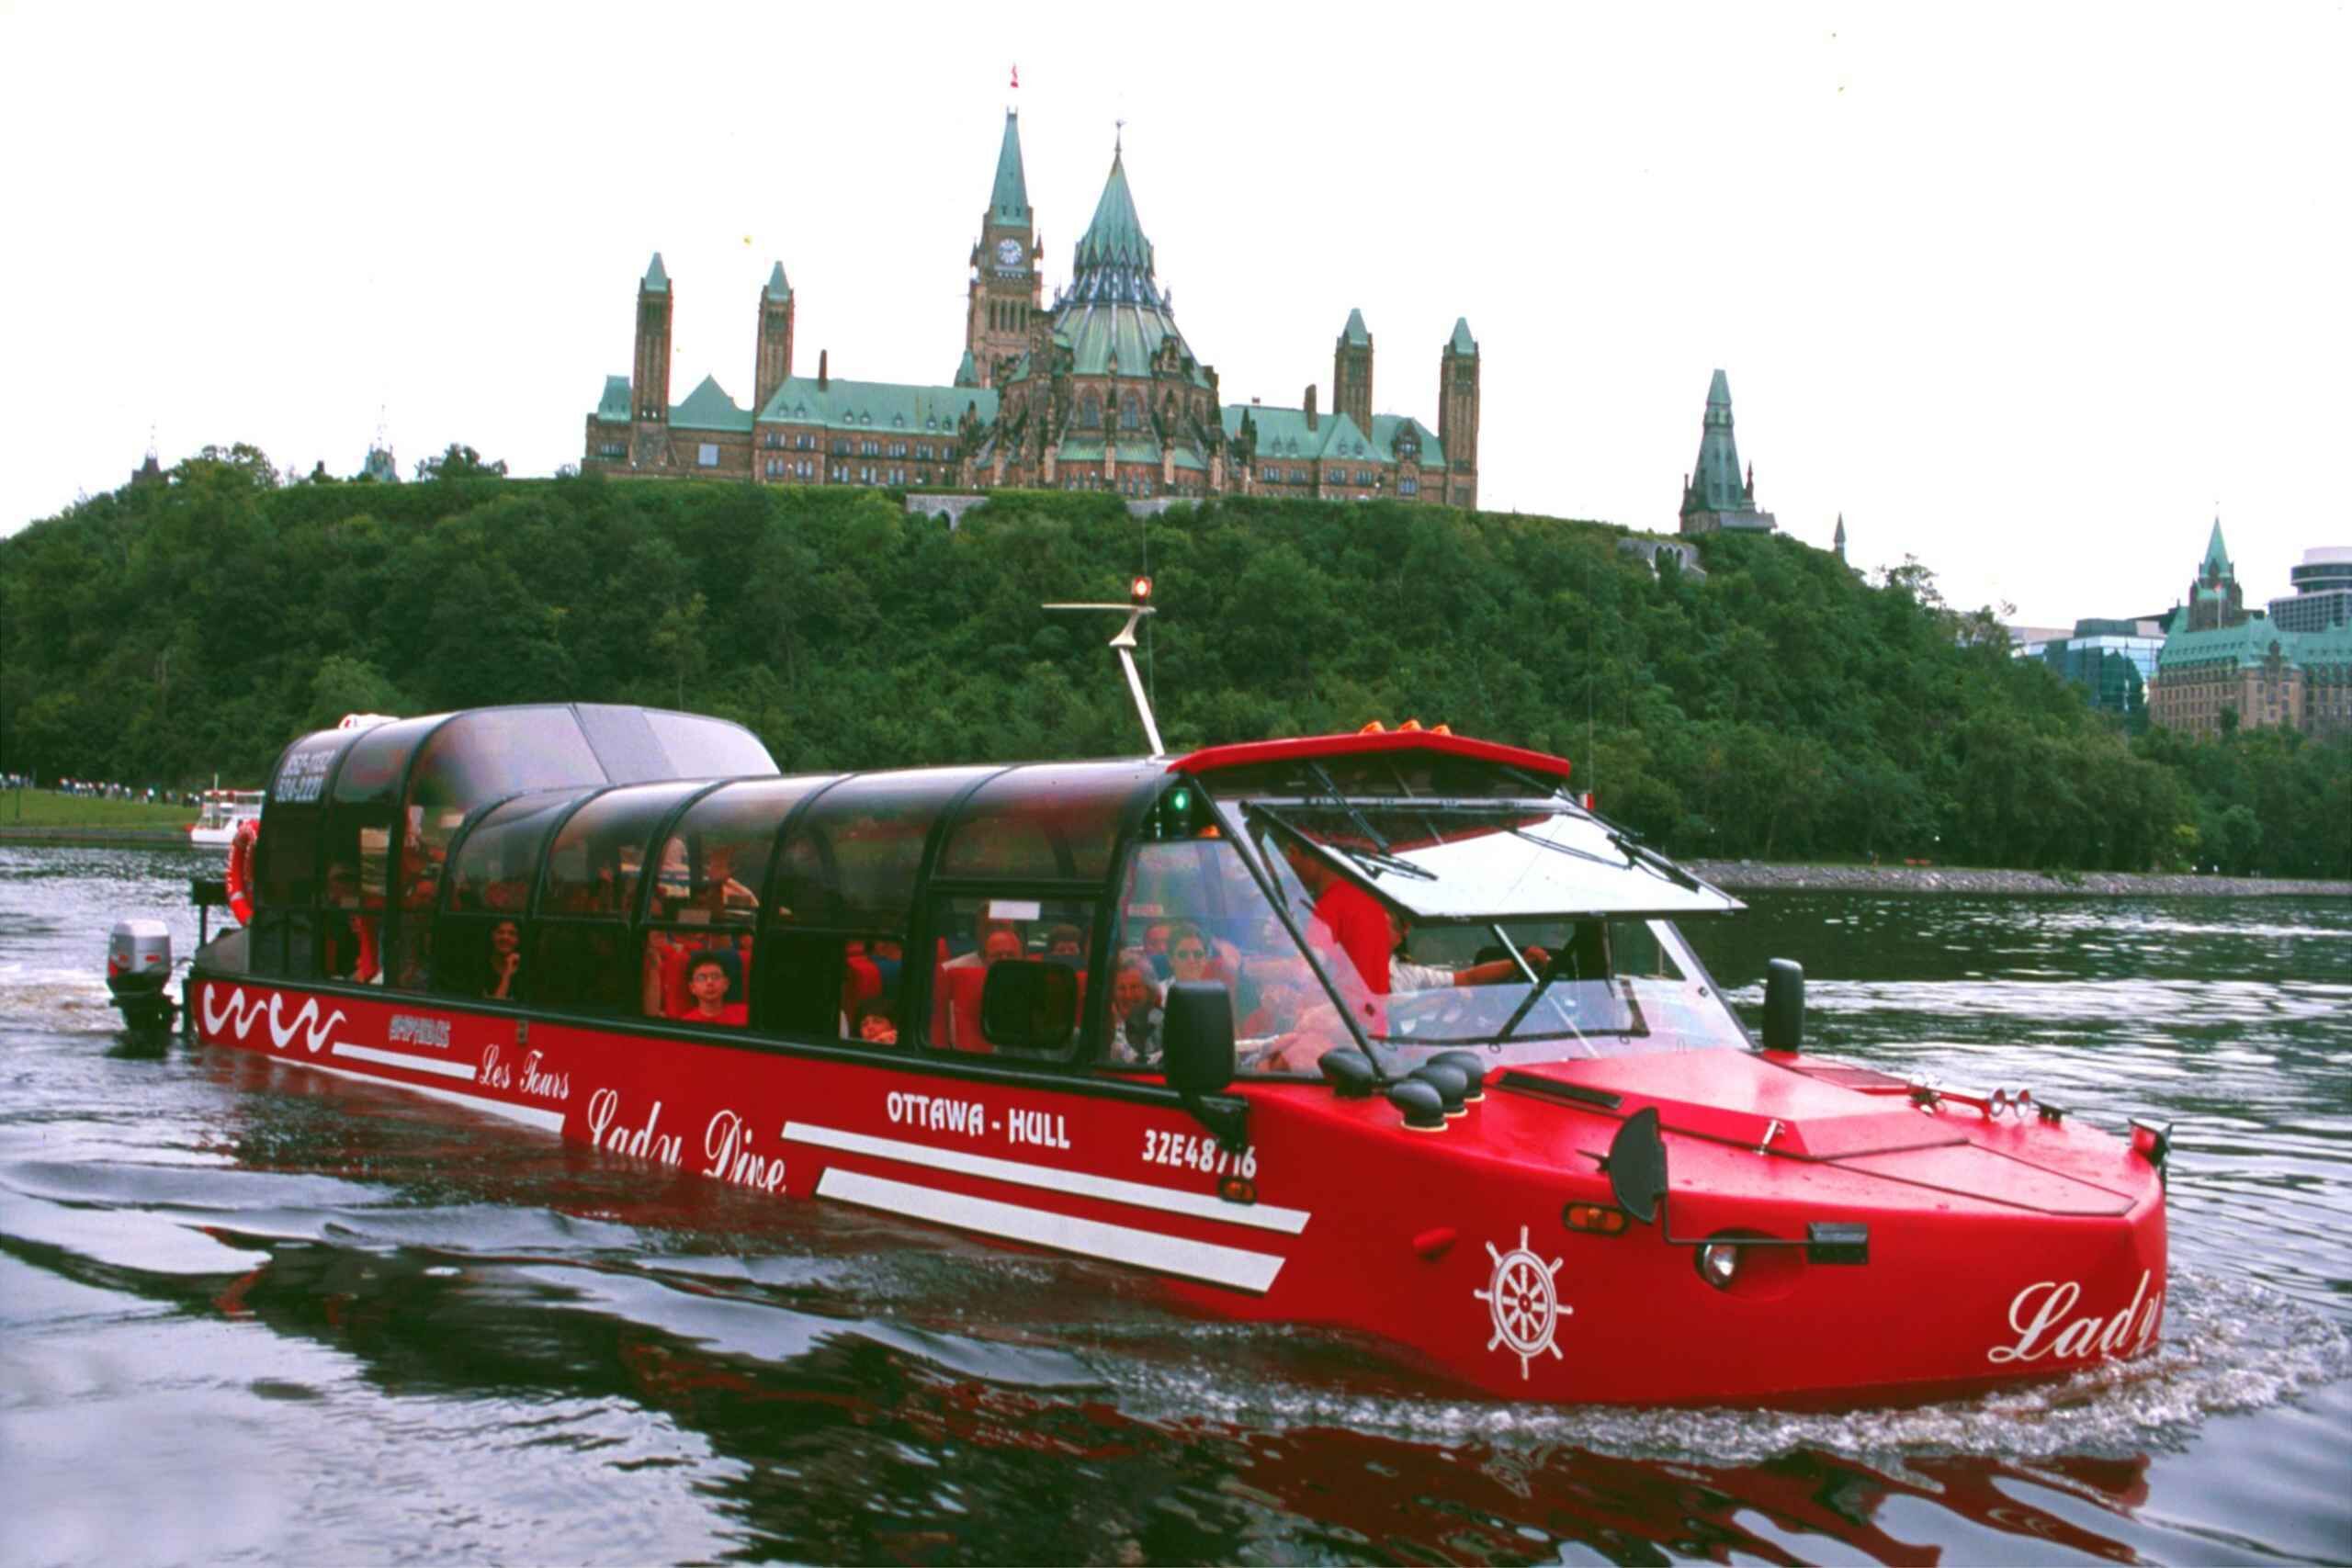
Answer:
[{"xmin": 1686, "ymin": 860, "xmax": 2349, "ymax": 898}]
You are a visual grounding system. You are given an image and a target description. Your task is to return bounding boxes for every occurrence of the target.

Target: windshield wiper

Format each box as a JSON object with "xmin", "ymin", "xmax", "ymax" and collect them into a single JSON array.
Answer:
[{"xmin": 1290, "ymin": 767, "xmax": 1437, "ymax": 882}]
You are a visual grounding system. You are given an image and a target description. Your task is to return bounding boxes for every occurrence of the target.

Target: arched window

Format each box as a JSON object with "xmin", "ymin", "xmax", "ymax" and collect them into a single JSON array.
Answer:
[
  {"xmin": 1121, "ymin": 395, "xmax": 1141, "ymax": 431},
  {"xmin": 1080, "ymin": 391, "xmax": 1102, "ymax": 428}
]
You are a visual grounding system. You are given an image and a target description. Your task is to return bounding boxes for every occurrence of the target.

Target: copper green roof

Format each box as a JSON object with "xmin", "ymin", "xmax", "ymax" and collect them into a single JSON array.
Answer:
[
  {"xmin": 1221, "ymin": 406, "xmax": 1379, "ymax": 462},
  {"xmin": 673, "ymin": 374, "xmax": 751, "ymax": 433},
  {"xmin": 642, "ymin": 253, "xmax": 669, "ymax": 294},
  {"xmin": 764, "ymin": 262, "xmax": 791, "ymax": 301},
  {"xmin": 1449, "ymin": 317, "xmax": 1477, "ymax": 355},
  {"xmin": 954, "ymin": 349, "xmax": 979, "ymax": 388},
  {"xmin": 756, "ymin": 374, "xmax": 997, "ymax": 434},
  {"xmin": 2200, "ymin": 516, "xmax": 2232, "ymax": 578},
  {"xmin": 594, "ymin": 375, "xmax": 630, "ymax": 424},
  {"xmin": 1369, "ymin": 413, "xmax": 1444, "ymax": 467},
  {"xmin": 990, "ymin": 110, "xmax": 1030, "ymax": 224},
  {"xmin": 2158, "ymin": 614, "xmax": 2290, "ymax": 671},
  {"xmin": 1341, "ymin": 309, "xmax": 1370, "ymax": 347},
  {"xmin": 1684, "ymin": 368, "xmax": 1748, "ymax": 513},
  {"xmin": 1074, "ymin": 144, "xmax": 1151, "ymax": 273}
]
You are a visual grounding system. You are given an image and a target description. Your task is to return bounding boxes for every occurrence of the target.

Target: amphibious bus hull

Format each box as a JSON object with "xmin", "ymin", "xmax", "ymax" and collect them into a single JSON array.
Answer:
[{"xmin": 188, "ymin": 968, "xmax": 2165, "ymax": 1407}]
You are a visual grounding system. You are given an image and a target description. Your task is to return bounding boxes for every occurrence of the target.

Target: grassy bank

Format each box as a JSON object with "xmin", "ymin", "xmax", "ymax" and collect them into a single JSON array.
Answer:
[{"xmin": 0, "ymin": 792, "xmax": 196, "ymax": 829}]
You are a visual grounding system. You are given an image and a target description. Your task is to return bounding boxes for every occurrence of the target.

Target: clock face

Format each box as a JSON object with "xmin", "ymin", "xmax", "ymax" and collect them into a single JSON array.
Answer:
[{"xmin": 996, "ymin": 238, "xmax": 1024, "ymax": 268}]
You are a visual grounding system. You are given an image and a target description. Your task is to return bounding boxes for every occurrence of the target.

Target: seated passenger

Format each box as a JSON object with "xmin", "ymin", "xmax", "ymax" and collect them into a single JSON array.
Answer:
[
  {"xmin": 1104, "ymin": 954, "xmax": 1163, "ymax": 1067},
  {"xmin": 851, "ymin": 997, "xmax": 899, "ymax": 1046},
  {"xmin": 669, "ymin": 950, "xmax": 747, "ymax": 1027},
  {"xmin": 484, "ymin": 918, "xmax": 523, "ymax": 999},
  {"xmin": 1165, "ymin": 923, "xmax": 1215, "ymax": 992},
  {"xmin": 1044, "ymin": 923, "xmax": 1085, "ymax": 964}
]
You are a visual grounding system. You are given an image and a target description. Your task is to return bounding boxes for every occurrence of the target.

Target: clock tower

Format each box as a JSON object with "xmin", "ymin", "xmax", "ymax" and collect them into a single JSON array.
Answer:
[{"xmin": 966, "ymin": 108, "xmax": 1043, "ymax": 389}]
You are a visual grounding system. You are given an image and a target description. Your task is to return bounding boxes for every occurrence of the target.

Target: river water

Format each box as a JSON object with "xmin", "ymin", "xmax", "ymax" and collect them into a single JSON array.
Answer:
[{"xmin": 2, "ymin": 845, "xmax": 2346, "ymax": 1565}]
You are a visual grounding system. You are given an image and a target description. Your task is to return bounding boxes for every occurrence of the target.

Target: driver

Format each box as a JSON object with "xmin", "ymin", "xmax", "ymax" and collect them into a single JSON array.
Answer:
[{"xmin": 1388, "ymin": 909, "xmax": 1551, "ymax": 991}]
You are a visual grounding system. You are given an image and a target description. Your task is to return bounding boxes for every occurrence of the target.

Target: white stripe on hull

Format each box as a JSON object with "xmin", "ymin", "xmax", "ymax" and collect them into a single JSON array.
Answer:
[
  {"xmin": 330, "ymin": 1042, "xmax": 480, "ymax": 1081},
  {"xmin": 277, "ymin": 1056, "xmax": 567, "ymax": 1132},
  {"xmin": 815, "ymin": 1168, "xmax": 1286, "ymax": 1293},
  {"xmin": 784, "ymin": 1121, "xmax": 1308, "ymax": 1235}
]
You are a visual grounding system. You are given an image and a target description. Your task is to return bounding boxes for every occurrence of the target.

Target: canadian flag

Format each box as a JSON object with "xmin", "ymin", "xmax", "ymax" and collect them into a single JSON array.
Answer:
[{"xmin": 1010, "ymin": 64, "xmax": 1019, "ymax": 89}]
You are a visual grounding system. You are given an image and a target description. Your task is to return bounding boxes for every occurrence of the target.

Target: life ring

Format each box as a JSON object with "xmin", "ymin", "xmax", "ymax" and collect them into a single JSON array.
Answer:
[{"xmin": 224, "ymin": 818, "xmax": 259, "ymax": 926}]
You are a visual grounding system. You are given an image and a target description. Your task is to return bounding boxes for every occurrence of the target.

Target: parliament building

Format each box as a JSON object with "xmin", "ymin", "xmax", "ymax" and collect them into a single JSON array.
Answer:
[{"xmin": 582, "ymin": 112, "xmax": 1480, "ymax": 506}]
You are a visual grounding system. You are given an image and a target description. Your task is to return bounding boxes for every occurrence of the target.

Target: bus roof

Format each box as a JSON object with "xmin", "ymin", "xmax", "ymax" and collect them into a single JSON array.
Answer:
[{"xmin": 1170, "ymin": 730, "xmax": 1576, "ymax": 782}]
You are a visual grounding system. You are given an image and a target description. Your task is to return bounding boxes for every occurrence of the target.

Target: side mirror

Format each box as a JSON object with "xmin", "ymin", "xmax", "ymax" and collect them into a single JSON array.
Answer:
[
  {"xmin": 1161, "ymin": 979, "xmax": 1235, "ymax": 1095},
  {"xmin": 1607, "ymin": 1106, "xmax": 1668, "ymax": 1224},
  {"xmin": 1762, "ymin": 958, "xmax": 1804, "ymax": 1051},
  {"xmin": 980, "ymin": 961, "xmax": 1077, "ymax": 1053}
]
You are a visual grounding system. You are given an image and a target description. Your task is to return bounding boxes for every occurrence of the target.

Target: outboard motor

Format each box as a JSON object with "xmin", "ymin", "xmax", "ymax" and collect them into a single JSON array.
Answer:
[{"xmin": 106, "ymin": 919, "xmax": 175, "ymax": 1032}]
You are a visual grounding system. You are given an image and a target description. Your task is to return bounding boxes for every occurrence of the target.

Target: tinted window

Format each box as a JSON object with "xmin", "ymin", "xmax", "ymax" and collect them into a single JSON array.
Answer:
[
  {"xmin": 935, "ymin": 762, "xmax": 1153, "ymax": 883},
  {"xmin": 927, "ymin": 894, "xmax": 1094, "ymax": 1059},
  {"xmin": 413, "ymin": 708, "xmax": 608, "ymax": 809},
  {"xmin": 447, "ymin": 791, "xmax": 590, "ymax": 913},
  {"xmin": 641, "ymin": 709, "xmax": 779, "ymax": 779},
  {"xmin": 650, "ymin": 777, "xmax": 832, "ymax": 928},
  {"xmin": 257, "ymin": 729, "xmax": 359, "ymax": 909},
  {"xmin": 540, "ymin": 783, "xmax": 704, "ymax": 918},
  {"xmin": 771, "ymin": 768, "xmax": 998, "ymax": 929}
]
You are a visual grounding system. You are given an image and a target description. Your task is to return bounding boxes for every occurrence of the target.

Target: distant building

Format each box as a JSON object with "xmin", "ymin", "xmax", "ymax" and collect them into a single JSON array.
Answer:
[
  {"xmin": 2017, "ymin": 618, "xmax": 2167, "ymax": 723},
  {"xmin": 582, "ymin": 112, "xmax": 1478, "ymax": 506},
  {"xmin": 129, "ymin": 453, "xmax": 164, "ymax": 488},
  {"xmin": 2147, "ymin": 519, "xmax": 2352, "ymax": 739},
  {"xmin": 2268, "ymin": 546, "xmax": 2352, "ymax": 634},
  {"xmin": 357, "ymin": 446, "xmax": 399, "ymax": 484},
  {"xmin": 1677, "ymin": 370, "xmax": 1776, "ymax": 536}
]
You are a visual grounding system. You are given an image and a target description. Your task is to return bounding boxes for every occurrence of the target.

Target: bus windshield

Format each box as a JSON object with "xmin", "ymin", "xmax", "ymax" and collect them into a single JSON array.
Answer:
[{"xmin": 1194, "ymin": 788, "xmax": 1749, "ymax": 1075}]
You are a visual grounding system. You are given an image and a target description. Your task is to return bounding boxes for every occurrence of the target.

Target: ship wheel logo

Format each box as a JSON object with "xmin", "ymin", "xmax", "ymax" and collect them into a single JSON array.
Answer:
[{"xmin": 1476, "ymin": 1224, "xmax": 1568, "ymax": 1379}]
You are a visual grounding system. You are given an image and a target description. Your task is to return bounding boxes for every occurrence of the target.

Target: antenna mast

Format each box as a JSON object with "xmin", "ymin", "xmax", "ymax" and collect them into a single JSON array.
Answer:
[{"xmin": 1044, "ymin": 577, "xmax": 1165, "ymax": 755}]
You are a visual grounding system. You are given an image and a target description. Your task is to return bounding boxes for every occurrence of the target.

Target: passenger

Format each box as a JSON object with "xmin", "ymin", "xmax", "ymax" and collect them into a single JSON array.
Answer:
[
  {"xmin": 1044, "ymin": 923, "xmax": 1085, "ymax": 964},
  {"xmin": 1104, "ymin": 954, "xmax": 1162, "ymax": 1066},
  {"xmin": 484, "ymin": 918, "xmax": 523, "ymax": 999},
  {"xmin": 669, "ymin": 950, "xmax": 747, "ymax": 1027},
  {"xmin": 981, "ymin": 924, "xmax": 1025, "ymax": 968},
  {"xmin": 852, "ymin": 997, "xmax": 899, "ymax": 1046},
  {"xmin": 1141, "ymin": 920, "xmax": 1173, "ymax": 979},
  {"xmin": 1165, "ymin": 923, "xmax": 1214, "ymax": 991},
  {"xmin": 868, "ymin": 937, "xmax": 904, "ymax": 998}
]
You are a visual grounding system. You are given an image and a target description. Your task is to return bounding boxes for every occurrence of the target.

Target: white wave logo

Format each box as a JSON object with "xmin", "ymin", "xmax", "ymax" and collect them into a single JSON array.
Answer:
[{"xmin": 199, "ymin": 984, "xmax": 345, "ymax": 1055}]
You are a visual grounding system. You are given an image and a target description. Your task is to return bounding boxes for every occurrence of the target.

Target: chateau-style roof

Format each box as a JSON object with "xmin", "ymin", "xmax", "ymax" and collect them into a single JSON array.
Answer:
[
  {"xmin": 756, "ymin": 374, "xmax": 998, "ymax": 434},
  {"xmin": 1342, "ymin": 309, "xmax": 1371, "ymax": 347},
  {"xmin": 990, "ymin": 110, "xmax": 1030, "ymax": 225},
  {"xmin": 764, "ymin": 263, "xmax": 791, "ymax": 302},
  {"xmin": 1218, "ymin": 405, "xmax": 1447, "ymax": 467},
  {"xmin": 1369, "ymin": 413, "xmax": 1445, "ymax": 468},
  {"xmin": 594, "ymin": 375, "xmax": 630, "ymax": 424},
  {"xmin": 1449, "ymin": 317, "xmax": 1478, "ymax": 355},
  {"xmin": 2201, "ymin": 516, "xmax": 2233, "ymax": 579},
  {"xmin": 673, "ymin": 374, "xmax": 752, "ymax": 433},
  {"xmin": 642, "ymin": 253, "xmax": 669, "ymax": 294},
  {"xmin": 2157, "ymin": 612, "xmax": 2310, "ymax": 671},
  {"xmin": 954, "ymin": 349, "xmax": 980, "ymax": 388}
]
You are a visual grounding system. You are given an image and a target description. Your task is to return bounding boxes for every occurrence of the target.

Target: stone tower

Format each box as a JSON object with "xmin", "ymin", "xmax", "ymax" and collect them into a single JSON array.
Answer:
[
  {"xmin": 753, "ymin": 263, "xmax": 794, "ymax": 416},
  {"xmin": 1834, "ymin": 513, "xmax": 1848, "ymax": 562},
  {"xmin": 1334, "ymin": 309, "xmax": 1374, "ymax": 434},
  {"xmin": 2185, "ymin": 516, "xmax": 2246, "ymax": 630},
  {"xmin": 966, "ymin": 109, "xmax": 1044, "ymax": 389},
  {"xmin": 631, "ymin": 253, "xmax": 673, "ymax": 465},
  {"xmin": 1678, "ymin": 369, "xmax": 1776, "ymax": 536},
  {"xmin": 1439, "ymin": 318, "xmax": 1480, "ymax": 508}
]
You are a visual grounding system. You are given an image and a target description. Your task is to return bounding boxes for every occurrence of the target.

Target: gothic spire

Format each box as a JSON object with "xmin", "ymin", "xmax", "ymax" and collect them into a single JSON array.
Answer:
[
  {"xmin": 1687, "ymin": 368, "xmax": 1744, "ymax": 512},
  {"xmin": 990, "ymin": 108, "xmax": 1030, "ymax": 224},
  {"xmin": 764, "ymin": 262, "xmax": 791, "ymax": 301},
  {"xmin": 2201, "ymin": 515, "xmax": 2232, "ymax": 581},
  {"xmin": 642, "ymin": 252, "xmax": 669, "ymax": 293},
  {"xmin": 1075, "ymin": 140, "xmax": 1154, "ymax": 276},
  {"xmin": 1342, "ymin": 308, "xmax": 1370, "ymax": 347}
]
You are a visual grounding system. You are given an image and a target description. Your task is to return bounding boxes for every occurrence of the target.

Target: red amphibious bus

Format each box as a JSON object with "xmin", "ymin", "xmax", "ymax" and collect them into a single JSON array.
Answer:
[{"xmin": 187, "ymin": 698, "xmax": 2167, "ymax": 1405}]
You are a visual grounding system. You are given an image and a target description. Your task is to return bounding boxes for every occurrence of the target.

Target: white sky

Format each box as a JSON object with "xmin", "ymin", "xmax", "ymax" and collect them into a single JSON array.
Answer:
[{"xmin": 4, "ymin": 2, "xmax": 2346, "ymax": 627}]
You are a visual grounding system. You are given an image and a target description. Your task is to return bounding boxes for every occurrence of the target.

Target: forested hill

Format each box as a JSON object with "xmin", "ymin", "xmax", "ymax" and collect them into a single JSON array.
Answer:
[{"xmin": 5, "ymin": 449, "xmax": 2345, "ymax": 875}]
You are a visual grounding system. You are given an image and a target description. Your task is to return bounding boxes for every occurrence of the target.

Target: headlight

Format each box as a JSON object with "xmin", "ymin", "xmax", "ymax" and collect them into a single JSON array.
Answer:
[{"xmin": 1698, "ymin": 1242, "xmax": 1741, "ymax": 1291}]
